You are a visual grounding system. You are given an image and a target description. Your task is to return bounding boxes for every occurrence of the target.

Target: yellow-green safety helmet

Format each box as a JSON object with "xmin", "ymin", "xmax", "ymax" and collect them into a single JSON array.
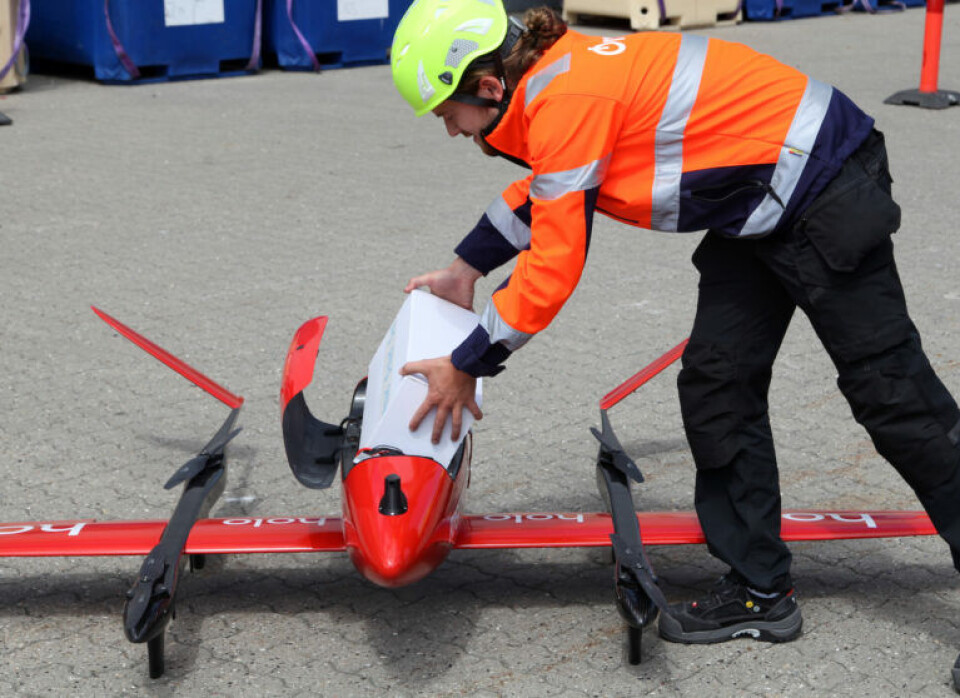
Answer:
[{"xmin": 391, "ymin": 0, "xmax": 513, "ymax": 116}]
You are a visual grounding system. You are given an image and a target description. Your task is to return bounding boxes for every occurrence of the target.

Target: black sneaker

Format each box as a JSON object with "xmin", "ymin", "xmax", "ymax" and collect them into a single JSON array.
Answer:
[{"xmin": 658, "ymin": 575, "xmax": 802, "ymax": 644}]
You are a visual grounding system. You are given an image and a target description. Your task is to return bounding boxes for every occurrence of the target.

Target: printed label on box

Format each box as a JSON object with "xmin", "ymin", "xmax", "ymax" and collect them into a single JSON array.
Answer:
[
  {"xmin": 379, "ymin": 321, "xmax": 398, "ymax": 419},
  {"xmin": 164, "ymin": 0, "xmax": 225, "ymax": 27},
  {"xmin": 337, "ymin": 0, "xmax": 389, "ymax": 21}
]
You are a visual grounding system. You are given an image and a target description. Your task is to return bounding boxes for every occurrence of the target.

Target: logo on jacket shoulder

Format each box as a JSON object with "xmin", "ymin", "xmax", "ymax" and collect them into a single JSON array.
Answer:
[{"xmin": 589, "ymin": 37, "xmax": 627, "ymax": 57}]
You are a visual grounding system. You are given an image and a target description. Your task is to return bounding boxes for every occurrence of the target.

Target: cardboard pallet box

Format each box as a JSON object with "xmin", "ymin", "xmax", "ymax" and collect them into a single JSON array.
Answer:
[
  {"xmin": 563, "ymin": 0, "xmax": 740, "ymax": 31},
  {"xmin": 1, "ymin": 0, "xmax": 27, "ymax": 93}
]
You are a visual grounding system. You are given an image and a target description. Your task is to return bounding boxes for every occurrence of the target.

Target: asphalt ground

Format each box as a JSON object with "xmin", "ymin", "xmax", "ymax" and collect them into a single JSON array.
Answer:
[{"xmin": 1, "ymin": 7, "xmax": 959, "ymax": 697}]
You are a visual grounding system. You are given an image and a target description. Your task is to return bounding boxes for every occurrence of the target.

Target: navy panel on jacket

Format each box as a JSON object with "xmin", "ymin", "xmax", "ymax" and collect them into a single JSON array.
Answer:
[
  {"xmin": 781, "ymin": 89, "xmax": 875, "ymax": 231},
  {"xmin": 678, "ymin": 163, "xmax": 777, "ymax": 236}
]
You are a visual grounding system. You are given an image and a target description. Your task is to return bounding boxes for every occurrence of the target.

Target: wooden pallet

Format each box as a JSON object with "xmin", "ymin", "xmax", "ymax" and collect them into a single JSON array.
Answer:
[{"xmin": 563, "ymin": 0, "xmax": 740, "ymax": 31}]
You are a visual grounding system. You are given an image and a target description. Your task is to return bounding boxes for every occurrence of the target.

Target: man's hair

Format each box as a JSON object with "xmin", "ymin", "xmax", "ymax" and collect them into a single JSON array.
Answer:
[{"xmin": 457, "ymin": 6, "xmax": 568, "ymax": 95}]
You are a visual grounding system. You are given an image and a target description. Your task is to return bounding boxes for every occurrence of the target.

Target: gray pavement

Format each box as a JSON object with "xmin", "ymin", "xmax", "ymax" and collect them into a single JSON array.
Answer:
[{"xmin": 1, "ymin": 7, "xmax": 960, "ymax": 696}]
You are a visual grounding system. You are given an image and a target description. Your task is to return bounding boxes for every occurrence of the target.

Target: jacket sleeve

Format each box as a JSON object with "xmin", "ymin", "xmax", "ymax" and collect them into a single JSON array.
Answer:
[
  {"xmin": 452, "ymin": 94, "xmax": 624, "ymax": 378},
  {"xmin": 455, "ymin": 178, "xmax": 534, "ymax": 275}
]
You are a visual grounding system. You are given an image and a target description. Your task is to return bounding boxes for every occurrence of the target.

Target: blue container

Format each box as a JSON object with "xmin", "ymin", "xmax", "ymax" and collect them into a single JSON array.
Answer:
[
  {"xmin": 25, "ymin": 0, "xmax": 262, "ymax": 83},
  {"xmin": 264, "ymin": 0, "xmax": 411, "ymax": 70},
  {"xmin": 853, "ymin": 0, "xmax": 927, "ymax": 12},
  {"xmin": 743, "ymin": 0, "xmax": 842, "ymax": 19}
]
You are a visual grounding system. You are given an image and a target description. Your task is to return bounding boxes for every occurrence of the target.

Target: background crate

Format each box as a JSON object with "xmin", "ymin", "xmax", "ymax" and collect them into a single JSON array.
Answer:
[
  {"xmin": 264, "ymin": 0, "xmax": 411, "ymax": 70},
  {"xmin": 563, "ymin": 0, "xmax": 739, "ymax": 31},
  {"xmin": 25, "ymin": 0, "xmax": 262, "ymax": 83},
  {"xmin": 845, "ymin": 0, "xmax": 926, "ymax": 9},
  {"xmin": 1, "ymin": 0, "xmax": 28, "ymax": 92},
  {"xmin": 743, "ymin": 0, "xmax": 842, "ymax": 20}
]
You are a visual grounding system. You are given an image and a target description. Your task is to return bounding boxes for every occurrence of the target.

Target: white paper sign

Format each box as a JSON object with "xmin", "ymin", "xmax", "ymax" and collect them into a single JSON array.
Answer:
[
  {"xmin": 164, "ymin": 0, "xmax": 226, "ymax": 27},
  {"xmin": 337, "ymin": 0, "xmax": 389, "ymax": 21}
]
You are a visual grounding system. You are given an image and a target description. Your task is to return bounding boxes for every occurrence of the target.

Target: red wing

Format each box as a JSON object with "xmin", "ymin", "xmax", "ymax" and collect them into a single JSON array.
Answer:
[
  {"xmin": 0, "ymin": 517, "xmax": 346, "ymax": 557},
  {"xmin": 779, "ymin": 510, "xmax": 935, "ymax": 541},
  {"xmin": 456, "ymin": 512, "xmax": 698, "ymax": 548},
  {"xmin": 454, "ymin": 510, "xmax": 936, "ymax": 549},
  {"xmin": 0, "ymin": 510, "xmax": 935, "ymax": 556}
]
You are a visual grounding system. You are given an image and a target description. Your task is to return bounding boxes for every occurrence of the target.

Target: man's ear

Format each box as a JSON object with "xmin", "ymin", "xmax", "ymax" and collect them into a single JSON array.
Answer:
[{"xmin": 476, "ymin": 75, "xmax": 504, "ymax": 102}]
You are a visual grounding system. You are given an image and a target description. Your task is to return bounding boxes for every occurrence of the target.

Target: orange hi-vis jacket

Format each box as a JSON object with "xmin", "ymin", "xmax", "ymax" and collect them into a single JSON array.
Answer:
[{"xmin": 450, "ymin": 30, "xmax": 874, "ymax": 378}]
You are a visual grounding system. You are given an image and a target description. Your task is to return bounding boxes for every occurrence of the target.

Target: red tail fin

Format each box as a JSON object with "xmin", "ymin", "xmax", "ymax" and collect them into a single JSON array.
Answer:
[{"xmin": 92, "ymin": 306, "xmax": 243, "ymax": 409}]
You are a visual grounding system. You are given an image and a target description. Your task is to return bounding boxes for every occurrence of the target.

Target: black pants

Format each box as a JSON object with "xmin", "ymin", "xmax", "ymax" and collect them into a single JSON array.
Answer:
[{"xmin": 678, "ymin": 130, "xmax": 960, "ymax": 592}]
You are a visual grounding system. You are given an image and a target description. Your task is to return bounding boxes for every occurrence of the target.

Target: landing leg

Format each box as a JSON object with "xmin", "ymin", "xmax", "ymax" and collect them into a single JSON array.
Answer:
[
  {"xmin": 595, "ymin": 465, "xmax": 616, "ymax": 565},
  {"xmin": 148, "ymin": 633, "xmax": 165, "ymax": 679},
  {"xmin": 628, "ymin": 626, "xmax": 642, "ymax": 665},
  {"xmin": 593, "ymin": 409, "xmax": 673, "ymax": 667}
]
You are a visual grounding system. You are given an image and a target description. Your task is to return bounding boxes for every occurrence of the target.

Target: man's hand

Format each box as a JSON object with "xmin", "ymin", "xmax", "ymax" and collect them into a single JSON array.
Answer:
[
  {"xmin": 401, "ymin": 356, "xmax": 482, "ymax": 444},
  {"xmin": 404, "ymin": 257, "xmax": 482, "ymax": 311}
]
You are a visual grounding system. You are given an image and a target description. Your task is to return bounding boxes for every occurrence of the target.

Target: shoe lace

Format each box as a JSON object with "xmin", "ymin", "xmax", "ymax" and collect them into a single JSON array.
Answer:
[{"xmin": 693, "ymin": 575, "xmax": 747, "ymax": 611}]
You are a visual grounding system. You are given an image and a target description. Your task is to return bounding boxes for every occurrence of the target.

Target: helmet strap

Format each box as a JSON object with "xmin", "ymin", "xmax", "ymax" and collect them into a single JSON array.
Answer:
[
  {"xmin": 480, "ymin": 16, "xmax": 525, "ymax": 136},
  {"xmin": 479, "ymin": 54, "xmax": 511, "ymax": 138},
  {"xmin": 447, "ymin": 93, "xmax": 500, "ymax": 108},
  {"xmin": 448, "ymin": 16, "xmax": 525, "ymax": 134}
]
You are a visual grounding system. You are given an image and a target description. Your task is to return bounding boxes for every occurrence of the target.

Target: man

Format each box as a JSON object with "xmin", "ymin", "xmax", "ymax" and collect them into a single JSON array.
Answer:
[{"xmin": 391, "ymin": 0, "xmax": 960, "ymax": 646}]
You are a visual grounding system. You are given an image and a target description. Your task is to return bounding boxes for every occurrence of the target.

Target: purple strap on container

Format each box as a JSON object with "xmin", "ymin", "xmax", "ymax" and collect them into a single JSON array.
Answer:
[
  {"xmin": 836, "ymin": 0, "xmax": 868, "ymax": 12},
  {"xmin": 287, "ymin": 0, "xmax": 321, "ymax": 72},
  {"xmin": 245, "ymin": 0, "xmax": 263, "ymax": 71},
  {"xmin": 0, "ymin": 0, "xmax": 30, "ymax": 83},
  {"xmin": 104, "ymin": 0, "xmax": 141, "ymax": 79},
  {"xmin": 837, "ymin": 0, "xmax": 906, "ymax": 13},
  {"xmin": 104, "ymin": 0, "xmax": 262, "ymax": 81},
  {"xmin": 657, "ymin": 0, "xmax": 668, "ymax": 23}
]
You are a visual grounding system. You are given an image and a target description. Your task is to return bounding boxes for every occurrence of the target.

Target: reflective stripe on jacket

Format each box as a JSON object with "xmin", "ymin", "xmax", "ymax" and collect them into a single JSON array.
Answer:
[{"xmin": 451, "ymin": 30, "xmax": 874, "ymax": 378}]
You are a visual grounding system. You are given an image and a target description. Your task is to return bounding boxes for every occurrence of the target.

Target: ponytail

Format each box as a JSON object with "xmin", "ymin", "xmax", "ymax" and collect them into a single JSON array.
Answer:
[{"xmin": 503, "ymin": 7, "xmax": 567, "ymax": 83}]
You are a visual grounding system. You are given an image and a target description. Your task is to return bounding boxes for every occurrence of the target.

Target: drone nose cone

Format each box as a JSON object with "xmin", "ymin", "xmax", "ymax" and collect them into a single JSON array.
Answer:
[
  {"xmin": 343, "ymin": 455, "xmax": 461, "ymax": 588},
  {"xmin": 360, "ymin": 526, "xmax": 431, "ymax": 587}
]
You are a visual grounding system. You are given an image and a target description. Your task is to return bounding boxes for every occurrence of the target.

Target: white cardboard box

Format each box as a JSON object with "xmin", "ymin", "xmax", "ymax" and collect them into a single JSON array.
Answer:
[{"xmin": 358, "ymin": 290, "xmax": 483, "ymax": 467}]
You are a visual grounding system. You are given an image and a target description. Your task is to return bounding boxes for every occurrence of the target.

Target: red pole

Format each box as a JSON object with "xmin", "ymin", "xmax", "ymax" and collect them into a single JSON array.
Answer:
[
  {"xmin": 919, "ymin": 0, "xmax": 945, "ymax": 93},
  {"xmin": 885, "ymin": 0, "xmax": 958, "ymax": 109}
]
